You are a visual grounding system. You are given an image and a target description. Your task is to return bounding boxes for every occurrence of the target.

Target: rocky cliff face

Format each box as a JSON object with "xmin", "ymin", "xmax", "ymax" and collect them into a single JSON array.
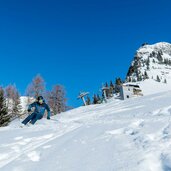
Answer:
[{"xmin": 126, "ymin": 42, "xmax": 171, "ymax": 84}]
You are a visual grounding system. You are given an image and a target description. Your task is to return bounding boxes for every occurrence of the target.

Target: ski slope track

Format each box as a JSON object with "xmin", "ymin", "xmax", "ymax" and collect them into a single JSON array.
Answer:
[{"xmin": 2, "ymin": 91, "xmax": 171, "ymax": 170}]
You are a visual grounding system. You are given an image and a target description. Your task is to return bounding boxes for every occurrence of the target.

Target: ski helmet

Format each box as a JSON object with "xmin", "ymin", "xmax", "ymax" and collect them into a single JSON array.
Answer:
[
  {"xmin": 37, "ymin": 96, "xmax": 44, "ymax": 104},
  {"xmin": 37, "ymin": 96, "xmax": 44, "ymax": 101}
]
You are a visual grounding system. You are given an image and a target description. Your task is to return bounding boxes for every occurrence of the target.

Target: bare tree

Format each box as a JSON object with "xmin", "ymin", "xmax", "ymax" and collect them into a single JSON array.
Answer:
[
  {"xmin": 5, "ymin": 85, "xmax": 13, "ymax": 113},
  {"xmin": 47, "ymin": 85, "xmax": 67, "ymax": 115},
  {"xmin": 25, "ymin": 83, "xmax": 35, "ymax": 110},
  {"xmin": 26, "ymin": 74, "xmax": 46, "ymax": 99},
  {"xmin": 13, "ymin": 91, "xmax": 22, "ymax": 116},
  {"xmin": 5, "ymin": 85, "xmax": 21, "ymax": 117}
]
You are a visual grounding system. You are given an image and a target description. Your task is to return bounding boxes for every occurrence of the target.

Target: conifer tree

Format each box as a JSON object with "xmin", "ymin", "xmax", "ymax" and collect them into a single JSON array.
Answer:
[
  {"xmin": 0, "ymin": 87, "xmax": 10, "ymax": 127},
  {"xmin": 138, "ymin": 75, "xmax": 142, "ymax": 81},
  {"xmin": 144, "ymin": 71, "xmax": 149, "ymax": 79},
  {"xmin": 169, "ymin": 60, "xmax": 171, "ymax": 66},
  {"xmin": 86, "ymin": 96, "xmax": 91, "ymax": 105},
  {"xmin": 110, "ymin": 81, "xmax": 115, "ymax": 95},
  {"xmin": 156, "ymin": 75, "xmax": 160, "ymax": 82},
  {"xmin": 115, "ymin": 78, "xmax": 122, "ymax": 93},
  {"xmin": 105, "ymin": 82, "xmax": 109, "ymax": 87},
  {"xmin": 97, "ymin": 94, "xmax": 101, "ymax": 104},
  {"xmin": 115, "ymin": 78, "xmax": 122, "ymax": 85},
  {"xmin": 146, "ymin": 57, "xmax": 150, "ymax": 67},
  {"xmin": 132, "ymin": 78, "xmax": 136, "ymax": 82},
  {"xmin": 128, "ymin": 77, "xmax": 132, "ymax": 82},
  {"xmin": 93, "ymin": 94, "xmax": 98, "ymax": 104},
  {"xmin": 110, "ymin": 81, "xmax": 114, "ymax": 87},
  {"xmin": 157, "ymin": 51, "xmax": 163, "ymax": 62}
]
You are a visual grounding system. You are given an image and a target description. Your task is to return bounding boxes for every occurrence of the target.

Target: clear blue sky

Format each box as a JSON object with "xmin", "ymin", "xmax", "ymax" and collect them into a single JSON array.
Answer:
[{"xmin": 0, "ymin": 0, "xmax": 171, "ymax": 107}]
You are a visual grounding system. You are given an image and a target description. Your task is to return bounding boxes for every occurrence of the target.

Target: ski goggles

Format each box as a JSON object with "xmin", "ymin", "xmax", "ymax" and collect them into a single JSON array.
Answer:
[{"xmin": 39, "ymin": 99, "xmax": 43, "ymax": 103}]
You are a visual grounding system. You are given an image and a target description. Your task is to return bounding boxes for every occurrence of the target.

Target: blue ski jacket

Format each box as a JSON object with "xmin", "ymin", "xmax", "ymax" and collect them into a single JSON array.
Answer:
[{"xmin": 28, "ymin": 101, "xmax": 51, "ymax": 119}]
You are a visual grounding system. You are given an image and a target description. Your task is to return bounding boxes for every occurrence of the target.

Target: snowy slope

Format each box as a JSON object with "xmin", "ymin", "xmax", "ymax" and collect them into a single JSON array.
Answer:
[
  {"xmin": 125, "ymin": 79, "xmax": 171, "ymax": 96},
  {"xmin": 1, "ymin": 91, "xmax": 171, "ymax": 171}
]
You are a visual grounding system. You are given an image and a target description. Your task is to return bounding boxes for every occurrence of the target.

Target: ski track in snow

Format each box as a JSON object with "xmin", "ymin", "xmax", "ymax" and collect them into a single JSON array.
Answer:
[
  {"xmin": 2, "ymin": 91, "xmax": 171, "ymax": 170},
  {"xmin": 0, "ymin": 121, "xmax": 82, "ymax": 170}
]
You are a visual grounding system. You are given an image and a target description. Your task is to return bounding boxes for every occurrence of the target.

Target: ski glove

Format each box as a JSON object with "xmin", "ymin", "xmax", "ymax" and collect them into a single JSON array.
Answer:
[
  {"xmin": 47, "ymin": 116, "xmax": 50, "ymax": 120},
  {"xmin": 28, "ymin": 109, "xmax": 31, "ymax": 112}
]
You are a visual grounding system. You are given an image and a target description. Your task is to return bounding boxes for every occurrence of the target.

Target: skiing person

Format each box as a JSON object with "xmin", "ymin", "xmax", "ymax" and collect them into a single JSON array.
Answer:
[{"xmin": 22, "ymin": 96, "xmax": 51, "ymax": 125}]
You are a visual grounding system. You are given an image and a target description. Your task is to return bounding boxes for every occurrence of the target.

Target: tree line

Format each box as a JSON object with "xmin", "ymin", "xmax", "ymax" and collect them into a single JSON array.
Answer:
[{"xmin": 84, "ymin": 78, "xmax": 123, "ymax": 105}]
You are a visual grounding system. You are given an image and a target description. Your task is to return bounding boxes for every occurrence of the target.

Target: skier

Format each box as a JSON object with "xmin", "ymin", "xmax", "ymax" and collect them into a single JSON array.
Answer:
[{"xmin": 21, "ymin": 96, "xmax": 51, "ymax": 126}]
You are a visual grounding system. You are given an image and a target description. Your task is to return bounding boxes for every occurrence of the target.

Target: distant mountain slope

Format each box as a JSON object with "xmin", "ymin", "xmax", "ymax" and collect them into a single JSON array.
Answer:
[
  {"xmin": 126, "ymin": 42, "xmax": 171, "ymax": 95},
  {"xmin": 127, "ymin": 42, "xmax": 171, "ymax": 82}
]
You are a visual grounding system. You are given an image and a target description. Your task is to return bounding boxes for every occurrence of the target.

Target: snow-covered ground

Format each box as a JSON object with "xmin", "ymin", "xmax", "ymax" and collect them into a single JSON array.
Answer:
[
  {"xmin": 1, "ymin": 90, "xmax": 171, "ymax": 171},
  {"xmin": 133, "ymin": 79, "xmax": 171, "ymax": 96}
]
